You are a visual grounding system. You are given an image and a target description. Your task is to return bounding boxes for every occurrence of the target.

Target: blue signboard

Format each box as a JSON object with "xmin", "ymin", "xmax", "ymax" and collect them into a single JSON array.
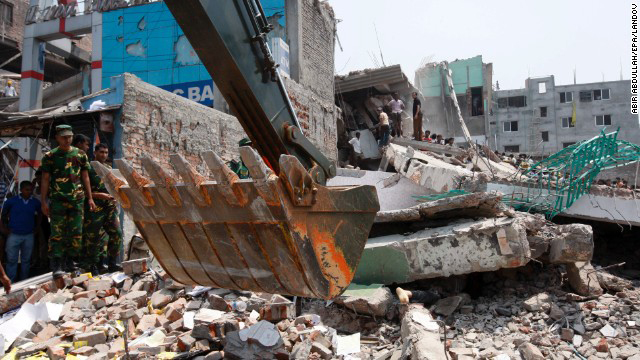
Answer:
[
  {"xmin": 159, "ymin": 79, "xmax": 215, "ymax": 106},
  {"xmin": 102, "ymin": 1, "xmax": 286, "ymax": 106}
]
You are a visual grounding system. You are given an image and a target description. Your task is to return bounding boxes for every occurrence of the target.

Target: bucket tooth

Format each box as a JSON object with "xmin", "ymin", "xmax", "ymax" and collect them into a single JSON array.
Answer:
[
  {"xmin": 141, "ymin": 157, "xmax": 182, "ymax": 207},
  {"xmin": 113, "ymin": 159, "xmax": 155, "ymax": 206},
  {"xmin": 169, "ymin": 154, "xmax": 209, "ymax": 206},
  {"xmin": 201, "ymin": 150, "xmax": 247, "ymax": 206},
  {"xmin": 279, "ymin": 155, "xmax": 315, "ymax": 206},
  {"xmin": 239, "ymin": 146, "xmax": 280, "ymax": 205},
  {"xmin": 91, "ymin": 161, "xmax": 129, "ymax": 208}
]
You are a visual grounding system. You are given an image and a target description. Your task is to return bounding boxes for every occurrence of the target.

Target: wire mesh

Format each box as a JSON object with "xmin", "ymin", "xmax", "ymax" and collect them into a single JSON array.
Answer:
[{"xmin": 504, "ymin": 128, "xmax": 640, "ymax": 219}]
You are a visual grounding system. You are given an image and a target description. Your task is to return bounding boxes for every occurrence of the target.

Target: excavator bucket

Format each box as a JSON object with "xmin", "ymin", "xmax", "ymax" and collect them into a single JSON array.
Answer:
[{"xmin": 93, "ymin": 148, "xmax": 379, "ymax": 299}]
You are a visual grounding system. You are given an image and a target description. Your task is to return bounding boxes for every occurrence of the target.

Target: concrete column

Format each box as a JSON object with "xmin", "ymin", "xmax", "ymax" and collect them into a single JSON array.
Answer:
[
  {"xmin": 285, "ymin": 0, "xmax": 301, "ymax": 83},
  {"xmin": 19, "ymin": 34, "xmax": 45, "ymax": 111},
  {"xmin": 90, "ymin": 11, "xmax": 103, "ymax": 93}
]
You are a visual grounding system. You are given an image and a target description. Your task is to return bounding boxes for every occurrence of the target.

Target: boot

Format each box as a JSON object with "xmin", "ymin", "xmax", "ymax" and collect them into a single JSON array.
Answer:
[
  {"xmin": 98, "ymin": 257, "xmax": 109, "ymax": 274},
  {"xmin": 108, "ymin": 257, "xmax": 123, "ymax": 273},
  {"xmin": 50, "ymin": 258, "xmax": 65, "ymax": 279},
  {"xmin": 88, "ymin": 265, "xmax": 100, "ymax": 277},
  {"xmin": 63, "ymin": 257, "xmax": 78, "ymax": 273}
]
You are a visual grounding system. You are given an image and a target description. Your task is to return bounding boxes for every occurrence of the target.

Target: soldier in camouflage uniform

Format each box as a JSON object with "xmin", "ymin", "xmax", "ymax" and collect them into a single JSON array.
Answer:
[
  {"xmin": 229, "ymin": 138, "xmax": 251, "ymax": 179},
  {"xmin": 40, "ymin": 125, "xmax": 95, "ymax": 278},
  {"xmin": 82, "ymin": 143, "xmax": 123, "ymax": 274}
]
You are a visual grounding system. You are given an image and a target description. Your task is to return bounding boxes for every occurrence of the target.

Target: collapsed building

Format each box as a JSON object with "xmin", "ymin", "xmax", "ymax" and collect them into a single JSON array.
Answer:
[{"xmin": 0, "ymin": 0, "xmax": 638, "ymax": 359}]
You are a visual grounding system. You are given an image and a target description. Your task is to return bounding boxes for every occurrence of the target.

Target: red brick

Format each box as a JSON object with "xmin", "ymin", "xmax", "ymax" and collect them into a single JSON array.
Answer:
[
  {"xmin": 25, "ymin": 288, "xmax": 46, "ymax": 305},
  {"xmin": 595, "ymin": 338, "xmax": 609, "ymax": 352}
]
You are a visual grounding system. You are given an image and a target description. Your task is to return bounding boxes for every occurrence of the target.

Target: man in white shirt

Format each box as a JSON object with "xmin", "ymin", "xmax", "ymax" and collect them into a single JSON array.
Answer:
[
  {"xmin": 387, "ymin": 93, "xmax": 404, "ymax": 138},
  {"xmin": 4, "ymin": 80, "xmax": 17, "ymax": 97},
  {"xmin": 348, "ymin": 132, "xmax": 363, "ymax": 167}
]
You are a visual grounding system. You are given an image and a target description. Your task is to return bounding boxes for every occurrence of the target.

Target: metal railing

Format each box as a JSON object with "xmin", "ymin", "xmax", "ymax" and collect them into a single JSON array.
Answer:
[{"xmin": 503, "ymin": 128, "xmax": 640, "ymax": 218}]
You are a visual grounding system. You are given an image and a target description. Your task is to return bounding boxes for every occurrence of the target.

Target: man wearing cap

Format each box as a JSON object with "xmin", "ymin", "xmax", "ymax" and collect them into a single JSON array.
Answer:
[
  {"xmin": 81, "ymin": 143, "xmax": 123, "ymax": 274},
  {"xmin": 228, "ymin": 138, "xmax": 251, "ymax": 179},
  {"xmin": 4, "ymin": 80, "xmax": 17, "ymax": 97},
  {"xmin": 40, "ymin": 125, "xmax": 95, "ymax": 278}
]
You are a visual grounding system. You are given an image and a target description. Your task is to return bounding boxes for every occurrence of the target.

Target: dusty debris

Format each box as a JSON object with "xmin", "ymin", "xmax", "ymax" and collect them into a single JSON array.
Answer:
[
  {"xmin": 333, "ymin": 285, "xmax": 393, "ymax": 317},
  {"xmin": 567, "ymin": 261, "xmax": 605, "ymax": 296}
]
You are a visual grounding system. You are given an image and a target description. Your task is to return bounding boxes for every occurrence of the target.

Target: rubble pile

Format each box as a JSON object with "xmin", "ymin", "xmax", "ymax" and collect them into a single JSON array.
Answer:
[
  {"xmin": 395, "ymin": 264, "xmax": 640, "ymax": 360},
  {"xmin": 0, "ymin": 258, "xmax": 403, "ymax": 360},
  {"xmin": 0, "ymin": 251, "xmax": 638, "ymax": 359}
]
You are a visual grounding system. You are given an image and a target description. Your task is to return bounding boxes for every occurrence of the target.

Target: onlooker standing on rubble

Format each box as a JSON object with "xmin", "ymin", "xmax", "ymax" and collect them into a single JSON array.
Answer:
[
  {"xmin": 423, "ymin": 130, "xmax": 431, "ymax": 143},
  {"xmin": 388, "ymin": 93, "xmax": 404, "ymax": 138},
  {"xmin": 377, "ymin": 107, "xmax": 390, "ymax": 147},
  {"xmin": 0, "ymin": 181, "xmax": 41, "ymax": 281},
  {"xmin": 412, "ymin": 92, "xmax": 423, "ymax": 141},
  {"xmin": 348, "ymin": 132, "xmax": 363, "ymax": 167},
  {"xmin": 41, "ymin": 125, "xmax": 95, "ymax": 279},
  {"xmin": 4, "ymin": 80, "xmax": 17, "ymax": 97},
  {"xmin": 82, "ymin": 143, "xmax": 123, "ymax": 274},
  {"xmin": 72, "ymin": 134, "xmax": 91, "ymax": 154}
]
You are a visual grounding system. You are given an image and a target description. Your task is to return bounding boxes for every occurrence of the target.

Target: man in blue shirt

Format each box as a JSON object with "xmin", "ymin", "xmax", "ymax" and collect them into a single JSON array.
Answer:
[{"xmin": 1, "ymin": 181, "xmax": 41, "ymax": 281}]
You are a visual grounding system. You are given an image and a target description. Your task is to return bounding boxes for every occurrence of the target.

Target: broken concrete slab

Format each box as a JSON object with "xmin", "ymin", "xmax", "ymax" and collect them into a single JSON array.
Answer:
[
  {"xmin": 548, "ymin": 224, "xmax": 594, "ymax": 264},
  {"xmin": 328, "ymin": 168, "xmax": 431, "ymax": 212},
  {"xmin": 333, "ymin": 284, "xmax": 392, "ymax": 317},
  {"xmin": 354, "ymin": 216, "xmax": 531, "ymax": 284},
  {"xmin": 400, "ymin": 305, "xmax": 446, "ymax": 360},
  {"xmin": 391, "ymin": 137, "xmax": 468, "ymax": 157},
  {"xmin": 597, "ymin": 271, "xmax": 633, "ymax": 292},
  {"xmin": 566, "ymin": 262, "xmax": 604, "ymax": 296},
  {"xmin": 374, "ymin": 191, "xmax": 507, "ymax": 223},
  {"xmin": 385, "ymin": 144, "xmax": 475, "ymax": 193}
]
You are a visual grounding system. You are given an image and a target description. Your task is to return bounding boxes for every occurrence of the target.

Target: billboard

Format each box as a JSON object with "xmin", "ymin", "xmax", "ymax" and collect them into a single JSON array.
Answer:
[{"xmin": 101, "ymin": 1, "xmax": 287, "ymax": 107}]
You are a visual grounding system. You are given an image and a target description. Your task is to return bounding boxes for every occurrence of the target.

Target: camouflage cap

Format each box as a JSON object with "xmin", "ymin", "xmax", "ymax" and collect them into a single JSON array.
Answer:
[
  {"xmin": 238, "ymin": 137, "xmax": 252, "ymax": 147},
  {"xmin": 56, "ymin": 124, "xmax": 73, "ymax": 136}
]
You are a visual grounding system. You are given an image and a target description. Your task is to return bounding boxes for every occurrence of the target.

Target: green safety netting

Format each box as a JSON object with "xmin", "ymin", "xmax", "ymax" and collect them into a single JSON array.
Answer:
[
  {"xmin": 503, "ymin": 129, "xmax": 640, "ymax": 219},
  {"xmin": 414, "ymin": 190, "xmax": 467, "ymax": 203}
]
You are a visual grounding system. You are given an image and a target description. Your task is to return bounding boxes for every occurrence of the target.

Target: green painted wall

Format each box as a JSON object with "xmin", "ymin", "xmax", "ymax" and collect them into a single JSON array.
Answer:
[
  {"xmin": 352, "ymin": 245, "xmax": 410, "ymax": 285},
  {"xmin": 416, "ymin": 55, "xmax": 484, "ymax": 97}
]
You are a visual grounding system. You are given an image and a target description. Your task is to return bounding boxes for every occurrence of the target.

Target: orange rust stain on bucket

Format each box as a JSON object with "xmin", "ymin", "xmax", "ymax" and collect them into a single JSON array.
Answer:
[{"xmin": 309, "ymin": 224, "xmax": 352, "ymax": 297}]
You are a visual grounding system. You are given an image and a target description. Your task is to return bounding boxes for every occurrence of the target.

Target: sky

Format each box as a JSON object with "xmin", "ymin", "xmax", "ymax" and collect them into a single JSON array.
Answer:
[{"xmin": 328, "ymin": 0, "xmax": 635, "ymax": 90}]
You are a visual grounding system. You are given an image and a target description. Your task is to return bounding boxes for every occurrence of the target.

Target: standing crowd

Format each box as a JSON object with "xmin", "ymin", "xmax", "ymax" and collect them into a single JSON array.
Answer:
[
  {"xmin": 349, "ymin": 91, "xmax": 455, "ymax": 167},
  {"xmin": 0, "ymin": 125, "xmax": 123, "ymax": 291}
]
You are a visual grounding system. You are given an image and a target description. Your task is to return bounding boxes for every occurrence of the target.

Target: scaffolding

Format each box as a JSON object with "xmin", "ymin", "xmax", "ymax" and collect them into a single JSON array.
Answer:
[{"xmin": 504, "ymin": 129, "xmax": 640, "ymax": 218}]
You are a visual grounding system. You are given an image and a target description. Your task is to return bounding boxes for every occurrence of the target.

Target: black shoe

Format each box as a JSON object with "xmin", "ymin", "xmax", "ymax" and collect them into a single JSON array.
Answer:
[
  {"xmin": 63, "ymin": 257, "xmax": 78, "ymax": 273},
  {"xmin": 88, "ymin": 265, "xmax": 101, "ymax": 277},
  {"xmin": 99, "ymin": 257, "xmax": 109, "ymax": 274},
  {"xmin": 108, "ymin": 258, "xmax": 123, "ymax": 273},
  {"xmin": 50, "ymin": 258, "xmax": 65, "ymax": 279}
]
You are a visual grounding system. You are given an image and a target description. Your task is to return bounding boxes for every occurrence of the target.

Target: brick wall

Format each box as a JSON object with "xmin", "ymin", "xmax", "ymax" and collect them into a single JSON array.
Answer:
[
  {"xmin": 120, "ymin": 74, "xmax": 245, "ymax": 175},
  {"xmin": 284, "ymin": 76, "xmax": 338, "ymax": 161},
  {"xmin": 297, "ymin": 0, "xmax": 335, "ymax": 101},
  {"xmin": 2, "ymin": 0, "xmax": 29, "ymax": 46},
  {"xmin": 120, "ymin": 73, "xmax": 338, "ymax": 175}
]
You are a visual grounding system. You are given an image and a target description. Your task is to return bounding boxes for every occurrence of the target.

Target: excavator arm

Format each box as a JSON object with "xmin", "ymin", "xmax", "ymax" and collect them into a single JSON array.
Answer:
[
  {"xmin": 94, "ymin": 0, "xmax": 380, "ymax": 299},
  {"xmin": 164, "ymin": 0, "xmax": 335, "ymax": 184}
]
